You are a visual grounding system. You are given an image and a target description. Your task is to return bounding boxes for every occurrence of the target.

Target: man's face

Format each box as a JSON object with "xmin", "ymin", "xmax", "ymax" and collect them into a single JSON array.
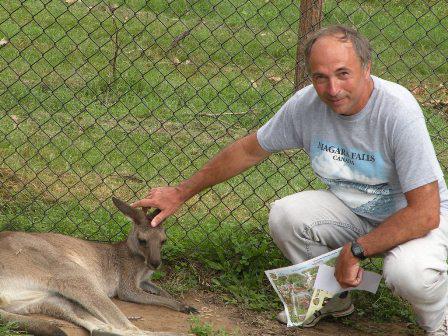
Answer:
[{"xmin": 309, "ymin": 35, "xmax": 372, "ymax": 116}]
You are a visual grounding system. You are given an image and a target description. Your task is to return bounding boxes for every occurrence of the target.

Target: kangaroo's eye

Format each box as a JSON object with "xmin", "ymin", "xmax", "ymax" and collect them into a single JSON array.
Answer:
[{"xmin": 138, "ymin": 238, "xmax": 146, "ymax": 246}]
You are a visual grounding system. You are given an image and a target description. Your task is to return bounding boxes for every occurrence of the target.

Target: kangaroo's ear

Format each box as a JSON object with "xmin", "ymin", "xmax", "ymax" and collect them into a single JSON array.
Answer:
[{"xmin": 112, "ymin": 197, "xmax": 147, "ymax": 225}]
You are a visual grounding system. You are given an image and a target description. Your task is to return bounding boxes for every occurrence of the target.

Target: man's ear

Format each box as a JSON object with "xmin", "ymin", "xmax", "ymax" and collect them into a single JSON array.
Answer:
[{"xmin": 364, "ymin": 61, "xmax": 372, "ymax": 78}]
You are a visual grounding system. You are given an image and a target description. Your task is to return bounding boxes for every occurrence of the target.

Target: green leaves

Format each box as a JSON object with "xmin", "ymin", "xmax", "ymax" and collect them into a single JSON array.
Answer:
[
  {"xmin": 189, "ymin": 231, "xmax": 286, "ymax": 311},
  {"xmin": 189, "ymin": 316, "xmax": 237, "ymax": 336}
]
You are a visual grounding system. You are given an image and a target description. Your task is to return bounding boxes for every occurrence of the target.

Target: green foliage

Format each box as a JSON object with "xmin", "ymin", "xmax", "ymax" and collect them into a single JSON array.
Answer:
[
  {"xmin": 189, "ymin": 230, "xmax": 286, "ymax": 311},
  {"xmin": 0, "ymin": 322, "xmax": 31, "ymax": 336},
  {"xmin": 150, "ymin": 270, "xmax": 166, "ymax": 281},
  {"xmin": 153, "ymin": 261, "xmax": 199, "ymax": 296},
  {"xmin": 189, "ymin": 317, "xmax": 238, "ymax": 336},
  {"xmin": 353, "ymin": 282, "xmax": 415, "ymax": 324}
]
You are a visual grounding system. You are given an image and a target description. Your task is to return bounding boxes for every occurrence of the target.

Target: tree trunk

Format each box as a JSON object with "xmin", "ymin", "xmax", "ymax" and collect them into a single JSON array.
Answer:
[{"xmin": 295, "ymin": 0, "xmax": 324, "ymax": 91}]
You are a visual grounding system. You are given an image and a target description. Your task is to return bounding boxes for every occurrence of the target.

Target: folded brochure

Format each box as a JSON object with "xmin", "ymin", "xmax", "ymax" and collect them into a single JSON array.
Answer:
[{"xmin": 265, "ymin": 248, "xmax": 381, "ymax": 327}]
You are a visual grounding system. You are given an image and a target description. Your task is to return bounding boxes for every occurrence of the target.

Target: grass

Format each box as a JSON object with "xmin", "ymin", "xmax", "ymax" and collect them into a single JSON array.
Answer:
[
  {"xmin": 189, "ymin": 317, "xmax": 240, "ymax": 336},
  {"xmin": 0, "ymin": 0, "xmax": 447, "ymax": 333},
  {"xmin": 0, "ymin": 322, "xmax": 31, "ymax": 336}
]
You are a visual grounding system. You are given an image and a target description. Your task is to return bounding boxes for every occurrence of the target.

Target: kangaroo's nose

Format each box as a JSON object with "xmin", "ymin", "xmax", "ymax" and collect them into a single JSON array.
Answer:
[{"xmin": 149, "ymin": 260, "xmax": 161, "ymax": 269}]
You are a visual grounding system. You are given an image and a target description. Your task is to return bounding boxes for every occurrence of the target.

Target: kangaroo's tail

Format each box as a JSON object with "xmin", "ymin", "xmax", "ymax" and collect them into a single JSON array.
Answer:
[{"xmin": 0, "ymin": 308, "xmax": 67, "ymax": 336}]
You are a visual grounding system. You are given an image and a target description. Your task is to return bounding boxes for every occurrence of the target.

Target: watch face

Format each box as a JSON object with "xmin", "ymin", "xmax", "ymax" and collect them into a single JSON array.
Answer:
[{"xmin": 351, "ymin": 242, "xmax": 365, "ymax": 259}]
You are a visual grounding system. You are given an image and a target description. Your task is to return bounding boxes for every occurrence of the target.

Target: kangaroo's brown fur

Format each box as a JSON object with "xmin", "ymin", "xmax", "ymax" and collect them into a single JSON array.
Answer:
[{"xmin": 0, "ymin": 197, "xmax": 196, "ymax": 336}]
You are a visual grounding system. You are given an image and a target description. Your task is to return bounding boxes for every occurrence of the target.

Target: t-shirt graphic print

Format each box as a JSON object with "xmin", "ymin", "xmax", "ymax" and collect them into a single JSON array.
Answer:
[{"xmin": 310, "ymin": 139, "xmax": 395, "ymax": 220}]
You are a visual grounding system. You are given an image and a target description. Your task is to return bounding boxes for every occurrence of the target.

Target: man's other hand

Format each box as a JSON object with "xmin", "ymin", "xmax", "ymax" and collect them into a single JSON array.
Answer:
[{"xmin": 335, "ymin": 243, "xmax": 363, "ymax": 288}]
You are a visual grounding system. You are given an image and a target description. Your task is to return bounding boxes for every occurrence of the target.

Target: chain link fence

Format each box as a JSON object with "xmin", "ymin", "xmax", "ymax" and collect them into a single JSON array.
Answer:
[{"xmin": 0, "ymin": 0, "xmax": 447, "ymax": 259}]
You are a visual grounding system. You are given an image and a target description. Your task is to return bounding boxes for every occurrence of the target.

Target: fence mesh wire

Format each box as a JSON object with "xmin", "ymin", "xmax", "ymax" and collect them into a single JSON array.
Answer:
[{"xmin": 0, "ymin": 1, "xmax": 447, "ymax": 260}]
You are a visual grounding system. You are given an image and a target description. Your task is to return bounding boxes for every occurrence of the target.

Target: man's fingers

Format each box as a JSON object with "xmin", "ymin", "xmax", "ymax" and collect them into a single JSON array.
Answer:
[
  {"xmin": 340, "ymin": 280, "xmax": 357, "ymax": 288},
  {"xmin": 131, "ymin": 186, "xmax": 183, "ymax": 226},
  {"xmin": 151, "ymin": 212, "xmax": 167, "ymax": 227},
  {"xmin": 131, "ymin": 198, "xmax": 155, "ymax": 209},
  {"xmin": 335, "ymin": 269, "xmax": 363, "ymax": 288},
  {"xmin": 342, "ymin": 271, "xmax": 364, "ymax": 288},
  {"xmin": 130, "ymin": 199, "xmax": 171, "ymax": 226},
  {"xmin": 355, "ymin": 267, "xmax": 364, "ymax": 284}
]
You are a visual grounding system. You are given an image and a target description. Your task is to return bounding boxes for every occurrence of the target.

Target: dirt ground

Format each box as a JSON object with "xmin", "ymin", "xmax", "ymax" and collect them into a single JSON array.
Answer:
[{"xmin": 38, "ymin": 290, "xmax": 423, "ymax": 336}]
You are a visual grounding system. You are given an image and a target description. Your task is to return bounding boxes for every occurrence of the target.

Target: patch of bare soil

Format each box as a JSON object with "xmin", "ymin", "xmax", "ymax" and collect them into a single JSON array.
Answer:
[{"xmin": 38, "ymin": 290, "xmax": 423, "ymax": 336}]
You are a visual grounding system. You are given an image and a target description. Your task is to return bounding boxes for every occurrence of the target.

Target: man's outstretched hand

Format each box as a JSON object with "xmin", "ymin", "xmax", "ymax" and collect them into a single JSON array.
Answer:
[
  {"xmin": 335, "ymin": 243, "xmax": 364, "ymax": 288},
  {"xmin": 131, "ymin": 186, "xmax": 186, "ymax": 227}
]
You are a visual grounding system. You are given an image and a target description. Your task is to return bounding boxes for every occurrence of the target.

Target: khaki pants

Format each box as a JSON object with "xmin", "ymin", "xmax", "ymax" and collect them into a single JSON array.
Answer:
[{"xmin": 269, "ymin": 190, "xmax": 448, "ymax": 332}]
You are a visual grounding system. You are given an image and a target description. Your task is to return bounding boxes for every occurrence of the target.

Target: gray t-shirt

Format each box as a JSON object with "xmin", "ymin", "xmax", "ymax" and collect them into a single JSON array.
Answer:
[{"xmin": 257, "ymin": 76, "xmax": 448, "ymax": 223}]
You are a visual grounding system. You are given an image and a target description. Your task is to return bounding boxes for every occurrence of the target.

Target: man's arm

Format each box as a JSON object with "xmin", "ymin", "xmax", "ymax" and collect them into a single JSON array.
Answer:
[
  {"xmin": 132, "ymin": 133, "xmax": 271, "ymax": 226},
  {"xmin": 335, "ymin": 180, "xmax": 440, "ymax": 288}
]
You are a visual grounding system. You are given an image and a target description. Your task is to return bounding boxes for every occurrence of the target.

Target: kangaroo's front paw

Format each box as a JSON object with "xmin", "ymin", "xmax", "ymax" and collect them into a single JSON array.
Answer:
[
  {"xmin": 92, "ymin": 326, "xmax": 140, "ymax": 336},
  {"xmin": 92, "ymin": 329, "xmax": 121, "ymax": 336},
  {"xmin": 181, "ymin": 304, "xmax": 199, "ymax": 314}
]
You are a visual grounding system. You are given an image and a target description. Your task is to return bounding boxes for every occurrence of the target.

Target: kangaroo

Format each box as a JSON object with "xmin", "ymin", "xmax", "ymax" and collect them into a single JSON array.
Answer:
[{"xmin": 0, "ymin": 197, "xmax": 197, "ymax": 336}]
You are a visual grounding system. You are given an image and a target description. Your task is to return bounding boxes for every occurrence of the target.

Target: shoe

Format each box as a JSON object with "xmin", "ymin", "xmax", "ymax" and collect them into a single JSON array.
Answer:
[
  {"xmin": 427, "ymin": 313, "xmax": 448, "ymax": 335},
  {"xmin": 276, "ymin": 292, "xmax": 355, "ymax": 327}
]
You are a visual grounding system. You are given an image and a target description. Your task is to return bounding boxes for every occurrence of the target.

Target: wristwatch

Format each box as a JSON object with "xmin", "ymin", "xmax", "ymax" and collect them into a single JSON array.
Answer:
[{"xmin": 350, "ymin": 240, "xmax": 366, "ymax": 260}]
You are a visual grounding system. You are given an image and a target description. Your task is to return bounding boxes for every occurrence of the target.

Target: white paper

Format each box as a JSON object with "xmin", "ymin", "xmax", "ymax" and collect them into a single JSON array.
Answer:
[{"xmin": 313, "ymin": 264, "xmax": 382, "ymax": 294}]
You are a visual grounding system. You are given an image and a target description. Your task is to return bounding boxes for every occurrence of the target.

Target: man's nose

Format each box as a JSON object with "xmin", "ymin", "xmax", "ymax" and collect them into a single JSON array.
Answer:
[{"xmin": 327, "ymin": 78, "xmax": 340, "ymax": 96}]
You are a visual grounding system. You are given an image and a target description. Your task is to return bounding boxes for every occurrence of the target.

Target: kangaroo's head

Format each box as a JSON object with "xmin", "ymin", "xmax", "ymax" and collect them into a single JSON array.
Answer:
[{"xmin": 112, "ymin": 197, "xmax": 166, "ymax": 269}]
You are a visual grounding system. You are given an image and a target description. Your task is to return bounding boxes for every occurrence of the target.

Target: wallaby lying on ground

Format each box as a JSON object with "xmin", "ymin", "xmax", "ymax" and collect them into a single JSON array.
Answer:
[{"xmin": 0, "ymin": 197, "xmax": 197, "ymax": 336}]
